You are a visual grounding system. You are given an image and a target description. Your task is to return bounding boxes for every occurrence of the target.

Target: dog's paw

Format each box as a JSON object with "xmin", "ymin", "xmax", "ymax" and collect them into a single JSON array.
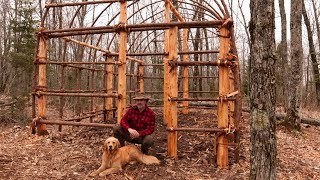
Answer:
[
  {"xmin": 99, "ymin": 172, "xmax": 107, "ymax": 177},
  {"xmin": 89, "ymin": 172, "xmax": 97, "ymax": 177}
]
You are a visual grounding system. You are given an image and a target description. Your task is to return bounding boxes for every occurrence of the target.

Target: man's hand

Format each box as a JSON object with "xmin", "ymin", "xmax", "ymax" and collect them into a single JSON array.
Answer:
[{"xmin": 128, "ymin": 128, "xmax": 139, "ymax": 139}]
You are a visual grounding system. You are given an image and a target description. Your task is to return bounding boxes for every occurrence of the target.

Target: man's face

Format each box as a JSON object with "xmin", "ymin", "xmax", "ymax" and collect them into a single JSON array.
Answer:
[{"xmin": 135, "ymin": 99, "xmax": 147, "ymax": 109}]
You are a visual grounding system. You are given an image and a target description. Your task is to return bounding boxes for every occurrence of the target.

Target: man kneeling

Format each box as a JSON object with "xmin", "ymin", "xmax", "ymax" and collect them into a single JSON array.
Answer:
[{"xmin": 113, "ymin": 94, "xmax": 155, "ymax": 154}]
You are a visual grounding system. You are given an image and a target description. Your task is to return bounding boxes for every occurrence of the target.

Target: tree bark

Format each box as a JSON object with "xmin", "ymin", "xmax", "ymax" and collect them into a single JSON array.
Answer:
[
  {"xmin": 249, "ymin": 0, "xmax": 277, "ymax": 179},
  {"xmin": 285, "ymin": 0, "xmax": 303, "ymax": 130},
  {"xmin": 278, "ymin": 0, "xmax": 288, "ymax": 109},
  {"xmin": 310, "ymin": 0, "xmax": 320, "ymax": 106},
  {"xmin": 302, "ymin": 1, "xmax": 320, "ymax": 106},
  {"xmin": 311, "ymin": 0, "xmax": 320, "ymax": 50}
]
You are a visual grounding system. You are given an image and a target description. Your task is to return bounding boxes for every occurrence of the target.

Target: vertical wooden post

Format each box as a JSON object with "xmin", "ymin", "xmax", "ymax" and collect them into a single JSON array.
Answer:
[
  {"xmin": 217, "ymin": 25, "xmax": 230, "ymax": 167},
  {"xmin": 75, "ymin": 68, "xmax": 82, "ymax": 114},
  {"xmin": 167, "ymin": 26, "xmax": 178, "ymax": 157},
  {"xmin": 229, "ymin": 70, "xmax": 235, "ymax": 128},
  {"xmin": 233, "ymin": 64, "xmax": 241, "ymax": 164},
  {"xmin": 182, "ymin": 28, "xmax": 189, "ymax": 114},
  {"xmin": 90, "ymin": 68, "xmax": 95, "ymax": 122},
  {"xmin": 32, "ymin": 46, "xmax": 38, "ymax": 134},
  {"xmin": 163, "ymin": 0, "xmax": 170, "ymax": 125},
  {"xmin": 59, "ymin": 41, "xmax": 68, "ymax": 131},
  {"xmin": 228, "ymin": 69, "xmax": 236, "ymax": 162},
  {"xmin": 103, "ymin": 64, "xmax": 107, "ymax": 122},
  {"xmin": 36, "ymin": 32, "xmax": 48, "ymax": 135},
  {"xmin": 59, "ymin": 61, "xmax": 66, "ymax": 131},
  {"xmin": 117, "ymin": 0, "xmax": 127, "ymax": 123},
  {"xmin": 106, "ymin": 56, "xmax": 114, "ymax": 120},
  {"xmin": 138, "ymin": 63, "xmax": 144, "ymax": 93},
  {"xmin": 230, "ymin": 27, "xmax": 242, "ymax": 163}
]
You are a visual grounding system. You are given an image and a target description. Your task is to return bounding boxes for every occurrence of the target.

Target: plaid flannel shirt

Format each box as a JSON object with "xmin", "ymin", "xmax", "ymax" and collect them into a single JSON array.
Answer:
[{"xmin": 120, "ymin": 105, "xmax": 155, "ymax": 137}]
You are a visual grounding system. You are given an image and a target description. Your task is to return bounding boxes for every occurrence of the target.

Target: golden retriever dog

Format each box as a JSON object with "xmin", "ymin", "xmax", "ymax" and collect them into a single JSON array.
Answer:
[{"xmin": 89, "ymin": 137, "xmax": 160, "ymax": 177}]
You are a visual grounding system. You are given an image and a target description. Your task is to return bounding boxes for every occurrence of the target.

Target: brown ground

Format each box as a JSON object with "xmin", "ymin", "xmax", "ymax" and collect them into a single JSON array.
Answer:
[{"xmin": 0, "ymin": 107, "xmax": 320, "ymax": 180}]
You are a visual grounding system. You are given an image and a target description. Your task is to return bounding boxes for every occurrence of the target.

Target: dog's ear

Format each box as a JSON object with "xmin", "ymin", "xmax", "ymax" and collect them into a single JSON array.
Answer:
[{"xmin": 103, "ymin": 140, "xmax": 108, "ymax": 151}]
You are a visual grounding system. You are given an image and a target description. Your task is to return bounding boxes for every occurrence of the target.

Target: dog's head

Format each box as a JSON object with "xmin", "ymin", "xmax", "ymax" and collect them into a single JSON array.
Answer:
[{"xmin": 104, "ymin": 137, "xmax": 120, "ymax": 152}]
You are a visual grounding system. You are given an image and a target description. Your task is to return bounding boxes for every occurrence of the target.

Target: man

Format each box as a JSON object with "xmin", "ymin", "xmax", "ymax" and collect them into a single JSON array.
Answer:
[{"xmin": 113, "ymin": 94, "xmax": 155, "ymax": 154}]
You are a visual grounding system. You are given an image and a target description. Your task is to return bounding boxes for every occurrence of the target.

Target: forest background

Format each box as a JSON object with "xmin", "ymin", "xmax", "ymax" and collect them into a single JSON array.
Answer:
[
  {"xmin": 1, "ymin": 0, "xmax": 319, "ymax": 123},
  {"xmin": 0, "ymin": 0, "xmax": 320, "ymax": 179}
]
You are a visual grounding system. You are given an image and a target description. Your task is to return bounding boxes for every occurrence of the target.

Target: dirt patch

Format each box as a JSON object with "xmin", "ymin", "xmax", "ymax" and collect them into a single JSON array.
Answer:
[{"xmin": 0, "ymin": 108, "xmax": 319, "ymax": 179}]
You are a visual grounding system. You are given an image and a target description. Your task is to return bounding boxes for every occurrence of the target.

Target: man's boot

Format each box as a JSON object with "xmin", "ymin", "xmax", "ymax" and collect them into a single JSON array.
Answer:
[
  {"xmin": 141, "ymin": 145, "xmax": 149, "ymax": 155},
  {"xmin": 113, "ymin": 126, "xmax": 125, "ymax": 147},
  {"xmin": 141, "ymin": 135, "xmax": 154, "ymax": 154}
]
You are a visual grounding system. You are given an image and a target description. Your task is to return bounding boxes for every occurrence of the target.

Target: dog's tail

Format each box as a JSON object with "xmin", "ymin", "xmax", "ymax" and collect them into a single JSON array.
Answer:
[{"xmin": 139, "ymin": 154, "xmax": 160, "ymax": 165}]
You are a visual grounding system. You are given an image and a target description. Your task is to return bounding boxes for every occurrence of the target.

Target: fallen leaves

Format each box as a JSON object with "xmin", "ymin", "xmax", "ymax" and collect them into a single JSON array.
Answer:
[{"xmin": 0, "ymin": 108, "xmax": 319, "ymax": 179}]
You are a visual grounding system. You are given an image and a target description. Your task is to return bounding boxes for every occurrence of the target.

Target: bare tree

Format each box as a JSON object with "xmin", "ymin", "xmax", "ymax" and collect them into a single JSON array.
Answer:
[
  {"xmin": 0, "ymin": 0, "xmax": 12, "ymax": 93},
  {"xmin": 302, "ymin": 1, "xmax": 320, "ymax": 106},
  {"xmin": 310, "ymin": 0, "xmax": 320, "ymax": 106},
  {"xmin": 285, "ymin": 0, "xmax": 303, "ymax": 130},
  {"xmin": 249, "ymin": 0, "xmax": 277, "ymax": 179},
  {"xmin": 278, "ymin": 0, "xmax": 288, "ymax": 109},
  {"xmin": 311, "ymin": 0, "xmax": 320, "ymax": 48}
]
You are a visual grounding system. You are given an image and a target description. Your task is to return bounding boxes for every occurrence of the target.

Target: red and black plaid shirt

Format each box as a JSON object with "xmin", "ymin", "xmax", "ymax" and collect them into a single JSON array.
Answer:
[{"xmin": 120, "ymin": 105, "xmax": 155, "ymax": 137}]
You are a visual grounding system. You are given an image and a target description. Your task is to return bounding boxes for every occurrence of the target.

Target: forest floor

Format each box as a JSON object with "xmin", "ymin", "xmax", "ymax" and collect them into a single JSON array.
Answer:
[{"xmin": 0, "ymin": 106, "xmax": 320, "ymax": 180}]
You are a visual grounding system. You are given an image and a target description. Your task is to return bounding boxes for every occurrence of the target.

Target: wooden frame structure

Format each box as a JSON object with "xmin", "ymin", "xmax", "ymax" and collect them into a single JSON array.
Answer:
[{"xmin": 31, "ymin": 0, "xmax": 242, "ymax": 168}]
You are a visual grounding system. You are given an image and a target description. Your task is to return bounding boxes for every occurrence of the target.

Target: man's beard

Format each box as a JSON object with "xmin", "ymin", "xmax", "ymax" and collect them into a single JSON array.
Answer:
[{"xmin": 137, "ymin": 104, "xmax": 145, "ymax": 110}]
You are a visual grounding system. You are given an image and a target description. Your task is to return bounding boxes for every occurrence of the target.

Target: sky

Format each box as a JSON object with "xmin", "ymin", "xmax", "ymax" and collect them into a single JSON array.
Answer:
[
  {"xmin": 233, "ymin": 0, "xmax": 291, "ymax": 43},
  {"xmin": 274, "ymin": 0, "xmax": 291, "ymax": 43}
]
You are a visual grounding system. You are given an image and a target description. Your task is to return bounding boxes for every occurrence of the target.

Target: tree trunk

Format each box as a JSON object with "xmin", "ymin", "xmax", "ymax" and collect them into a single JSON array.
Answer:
[
  {"xmin": 191, "ymin": 4, "xmax": 200, "ymax": 98},
  {"xmin": 249, "ymin": 0, "xmax": 277, "ymax": 179},
  {"xmin": 285, "ymin": 0, "xmax": 303, "ymax": 130},
  {"xmin": 278, "ymin": 0, "xmax": 288, "ymax": 109},
  {"xmin": 302, "ymin": 1, "xmax": 320, "ymax": 106},
  {"xmin": 311, "ymin": 0, "xmax": 320, "ymax": 50},
  {"xmin": 310, "ymin": 0, "xmax": 320, "ymax": 106}
]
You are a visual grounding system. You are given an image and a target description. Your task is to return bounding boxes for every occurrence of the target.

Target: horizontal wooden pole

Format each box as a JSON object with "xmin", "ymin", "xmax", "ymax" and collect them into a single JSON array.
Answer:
[
  {"xmin": 143, "ymin": 76, "xmax": 164, "ymax": 79},
  {"xmin": 45, "ymin": 20, "xmax": 223, "ymax": 33},
  {"xmin": 133, "ymin": 20, "xmax": 226, "ymax": 29},
  {"xmin": 143, "ymin": 91, "xmax": 219, "ymax": 94},
  {"xmin": 178, "ymin": 50, "xmax": 219, "ymax": 55},
  {"xmin": 127, "ymin": 56, "xmax": 144, "ymax": 63},
  {"xmin": 142, "ymin": 64, "xmax": 163, "ymax": 66},
  {"xmin": 33, "ymin": 92, "xmax": 118, "ymax": 98},
  {"xmin": 184, "ymin": 91, "xmax": 219, "ymax": 93},
  {"xmin": 170, "ymin": 60, "xmax": 233, "ymax": 67},
  {"xmin": 46, "ymin": 61, "xmax": 118, "ymax": 65},
  {"xmin": 123, "ymin": 50, "xmax": 220, "ymax": 58},
  {"xmin": 37, "ymin": 119, "xmax": 115, "ymax": 128},
  {"xmin": 62, "ymin": 37, "xmax": 110, "ymax": 53},
  {"xmin": 182, "ymin": 76, "xmax": 219, "ymax": 79},
  {"xmin": 46, "ymin": 89, "xmax": 107, "ymax": 93},
  {"xmin": 44, "ymin": 20, "xmax": 225, "ymax": 38},
  {"xmin": 167, "ymin": 127, "xmax": 225, "ymax": 133},
  {"xmin": 38, "ymin": 62, "xmax": 106, "ymax": 71},
  {"xmin": 147, "ymin": 105, "xmax": 218, "ymax": 109},
  {"xmin": 143, "ymin": 91, "xmax": 163, "ymax": 93},
  {"xmin": 143, "ymin": 76, "xmax": 219, "ymax": 79},
  {"xmin": 169, "ymin": 97, "xmax": 236, "ymax": 102},
  {"xmin": 126, "ymin": 52, "xmax": 167, "ymax": 56},
  {"xmin": 181, "ymin": 106, "xmax": 216, "ymax": 109},
  {"xmin": 48, "ymin": 29, "xmax": 115, "ymax": 38},
  {"xmin": 45, "ymin": 0, "xmax": 135, "ymax": 8}
]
